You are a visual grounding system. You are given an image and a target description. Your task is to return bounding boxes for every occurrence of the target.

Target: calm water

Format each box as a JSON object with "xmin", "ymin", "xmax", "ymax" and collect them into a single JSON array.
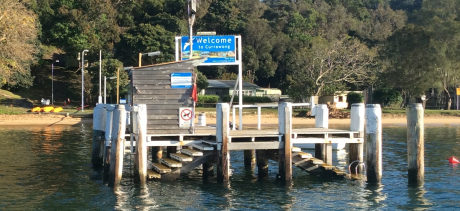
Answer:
[{"xmin": 1, "ymin": 124, "xmax": 460, "ymax": 210}]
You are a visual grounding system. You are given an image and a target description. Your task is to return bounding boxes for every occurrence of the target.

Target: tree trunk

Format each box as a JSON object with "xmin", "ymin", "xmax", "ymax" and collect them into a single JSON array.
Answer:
[{"xmin": 444, "ymin": 89, "xmax": 452, "ymax": 110}]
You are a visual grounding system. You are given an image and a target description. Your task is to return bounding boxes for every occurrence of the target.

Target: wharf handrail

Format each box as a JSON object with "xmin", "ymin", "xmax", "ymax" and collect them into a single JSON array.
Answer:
[{"xmin": 231, "ymin": 101, "xmax": 313, "ymax": 130}]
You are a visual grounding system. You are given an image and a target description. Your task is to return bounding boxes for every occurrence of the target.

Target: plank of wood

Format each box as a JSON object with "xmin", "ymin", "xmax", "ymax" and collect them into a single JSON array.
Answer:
[
  {"xmin": 146, "ymin": 129, "xmax": 192, "ymax": 134},
  {"xmin": 134, "ymin": 79, "xmax": 172, "ymax": 85},
  {"xmin": 321, "ymin": 163, "xmax": 334, "ymax": 170},
  {"xmin": 227, "ymin": 142, "xmax": 283, "ymax": 150},
  {"xmin": 298, "ymin": 151, "xmax": 313, "ymax": 159},
  {"xmin": 192, "ymin": 143, "xmax": 214, "ymax": 151},
  {"xmin": 146, "ymin": 115, "xmax": 179, "ymax": 120},
  {"xmin": 134, "ymin": 95, "xmax": 191, "ymax": 100},
  {"xmin": 305, "ymin": 165, "xmax": 319, "ymax": 171},
  {"xmin": 146, "ymin": 110, "xmax": 178, "ymax": 115},
  {"xmin": 181, "ymin": 148, "xmax": 203, "ymax": 156},
  {"xmin": 147, "ymin": 119, "xmax": 179, "ymax": 125},
  {"xmin": 135, "ymin": 89, "xmax": 192, "ymax": 95},
  {"xmin": 161, "ymin": 152, "xmax": 213, "ymax": 181},
  {"xmin": 310, "ymin": 158, "xmax": 324, "ymax": 165},
  {"xmin": 161, "ymin": 158, "xmax": 182, "ymax": 168},
  {"xmin": 292, "ymin": 147, "xmax": 301, "ymax": 152},
  {"xmin": 152, "ymin": 163, "xmax": 171, "ymax": 174},
  {"xmin": 136, "ymin": 99, "xmax": 192, "ymax": 105},
  {"xmin": 333, "ymin": 169, "xmax": 347, "ymax": 176},
  {"xmin": 170, "ymin": 153, "xmax": 193, "ymax": 162},
  {"xmin": 132, "ymin": 75, "xmax": 171, "ymax": 80},
  {"xmin": 147, "ymin": 169, "xmax": 161, "ymax": 179},
  {"xmin": 146, "ymin": 104, "xmax": 191, "ymax": 109}
]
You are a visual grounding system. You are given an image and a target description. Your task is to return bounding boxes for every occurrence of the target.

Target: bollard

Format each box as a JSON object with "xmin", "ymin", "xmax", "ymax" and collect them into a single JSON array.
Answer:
[
  {"xmin": 92, "ymin": 104, "xmax": 106, "ymax": 167},
  {"xmin": 278, "ymin": 102, "xmax": 292, "ymax": 183},
  {"xmin": 314, "ymin": 104, "xmax": 331, "ymax": 165},
  {"xmin": 407, "ymin": 103, "xmax": 424, "ymax": 185},
  {"xmin": 349, "ymin": 103, "xmax": 365, "ymax": 174},
  {"xmin": 365, "ymin": 104, "xmax": 382, "ymax": 184},
  {"xmin": 197, "ymin": 112, "xmax": 206, "ymax": 126},
  {"xmin": 216, "ymin": 103, "xmax": 230, "ymax": 183},
  {"xmin": 109, "ymin": 105, "xmax": 126, "ymax": 187},
  {"xmin": 135, "ymin": 104, "xmax": 147, "ymax": 184},
  {"xmin": 103, "ymin": 105, "xmax": 115, "ymax": 176}
]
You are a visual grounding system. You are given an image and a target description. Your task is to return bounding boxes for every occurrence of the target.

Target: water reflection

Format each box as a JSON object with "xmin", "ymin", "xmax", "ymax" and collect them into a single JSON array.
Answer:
[{"xmin": 1, "ymin": 125, "xmax": 460, "ymax": 210}]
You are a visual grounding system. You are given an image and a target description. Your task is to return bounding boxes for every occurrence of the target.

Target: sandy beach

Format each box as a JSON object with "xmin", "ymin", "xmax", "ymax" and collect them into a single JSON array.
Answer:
[{"xmin": 0, "ymin": 113, "xmax": 459, "ymax": 127}]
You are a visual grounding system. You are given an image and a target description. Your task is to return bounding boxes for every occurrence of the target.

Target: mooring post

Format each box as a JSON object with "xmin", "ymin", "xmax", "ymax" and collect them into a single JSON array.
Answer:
[
  {"xmin": 104, "ymin": 105, "xmax": 115, "ymax": 175},
  {"xmin": 278, "ymin": 102, "xmax": 292, "ymax": 182},
  {"xmin": 92, "ymin": 104, "xmax": 106, "ymax": 167},
  {"xmin": 365, "ymin": 104, "xmax": 382, "ymax": 184},
  {"xmin": 135, "ymin": 104, "xmax": 147, "ymax": 184},
  {"xmin": 349, "ymin": 103, "xmax": 365, "ymax": 174},
  {"xmin": 256, "ymin": 150, "xmax": 269, "ymax": 179},
  {"xmin": 314, "ymin": 104, "xmax": 331, "ymax": 165},
  {"xmin": 109, "ymin": 105, "xmax": 126, "ymax": 187},
  {"xmin": 203, "ymin": 162, "xmax": 214, "ymax": 180},
  {"xmin": 216, "ymin": 103, "xmax": 230, "ymax": 183},
  {"xmin": 407, "ymin": 103, "xmax": 424, "ymax": 185},
  {"xmin": 244, "ymin": 150, "xmax": 256, "ymax": 169}
]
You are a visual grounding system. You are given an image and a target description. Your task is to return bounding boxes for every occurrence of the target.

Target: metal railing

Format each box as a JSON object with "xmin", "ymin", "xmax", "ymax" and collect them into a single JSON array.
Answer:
[{"xmin": 231, "ymin": 102, "xmax": 313, "ymax": 130}]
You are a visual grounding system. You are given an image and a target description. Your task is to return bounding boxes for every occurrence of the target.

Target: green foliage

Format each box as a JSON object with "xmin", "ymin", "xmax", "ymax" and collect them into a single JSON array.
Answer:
[
  {"xmin": 221, "ymin": 95, "xmax": 272, "ymax": 103},
  {"xmin": 346, "ymin": 92, "xmax": 364, "ymax": 108},
  {"xmin": 196, "ymin": 70, "xmax": 209, "ymax": 91},
  {"xmin": 197, "ymin": 95, "xmax": 219, "ymax": 107},
  {"xmin": 373, "ymin": 88, "xmax": 402, "ymax": 108}
]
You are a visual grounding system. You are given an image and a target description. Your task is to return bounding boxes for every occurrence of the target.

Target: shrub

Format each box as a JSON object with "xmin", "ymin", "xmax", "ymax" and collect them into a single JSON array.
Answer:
[
  {"xmin": 221, "ymin": 95, "xmax": 272, "ymax": 103},
  {"xmin": 346, "ymin": 92, "xmax": 364, "ymax": 109},
  {"xmin": 197, "ymin": 95, "xmax": 219, "ymax": 107},
  {"xmin": 373, "ymin": 89, "xmax": 402, "ymax": 108}
]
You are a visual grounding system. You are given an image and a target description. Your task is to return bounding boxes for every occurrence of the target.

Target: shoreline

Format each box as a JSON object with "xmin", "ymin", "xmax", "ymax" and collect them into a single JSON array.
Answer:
[{"xmin": 1, "ymin": 113, "xmax": 459, "ymax": 127}]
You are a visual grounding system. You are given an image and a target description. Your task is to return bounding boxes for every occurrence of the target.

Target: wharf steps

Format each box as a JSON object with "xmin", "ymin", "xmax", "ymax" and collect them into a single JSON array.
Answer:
[{"xmin": 138, "ymin": 138, "xmax": 348, "ymax": 181}]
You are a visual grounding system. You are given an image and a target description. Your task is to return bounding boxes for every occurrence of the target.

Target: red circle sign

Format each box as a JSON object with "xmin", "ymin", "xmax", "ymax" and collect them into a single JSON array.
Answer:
[{"xmin": 181, "ymin": 109, "xmax": 193, "ymax": 121}]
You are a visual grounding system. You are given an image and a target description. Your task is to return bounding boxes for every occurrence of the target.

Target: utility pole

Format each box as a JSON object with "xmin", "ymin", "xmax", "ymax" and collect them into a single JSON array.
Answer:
[{"xmin": 188, "ymin": 0, "xmax": 196, "ymax": 60}]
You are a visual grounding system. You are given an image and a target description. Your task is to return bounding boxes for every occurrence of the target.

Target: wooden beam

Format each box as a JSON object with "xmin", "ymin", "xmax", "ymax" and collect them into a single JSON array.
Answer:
[{"xmin": 216, "ymin": 103, "xmax": 230, "ymax": 183}]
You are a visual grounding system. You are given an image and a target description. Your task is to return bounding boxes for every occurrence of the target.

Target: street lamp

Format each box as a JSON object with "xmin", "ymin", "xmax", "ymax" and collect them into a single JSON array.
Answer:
[
  {"xmin": 52, "ymin": 59, "xmax": 59, "ymax": 105},
  {"xmin": 138, "ymin": 51, "xmax": 161, "ymax": 67},
  {"xmin": 81, "ymin": 49, "xmax": 89, "ymax": 112},
  {"xmin": 98, "ymin": 50, "xmax": 103, "ymax": 104},
  {"xmin": 104, "ymin": 75, "xmax": 117, "ymax": 104}
]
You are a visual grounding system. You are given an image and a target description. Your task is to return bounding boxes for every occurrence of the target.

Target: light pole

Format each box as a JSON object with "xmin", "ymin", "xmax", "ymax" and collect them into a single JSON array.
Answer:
[
  {"xmin": 98, "ymin": 50, "xmax": 103, "ymax": 104},
  {"xmin": 52, "ymin": 59, "xmax": 59, "ymax": 105},
  {"xmin": 104, "ymin": 75, "xmax": 117, "ymax": 104},
  {"xmin": 81, "ymin": 49, "xmax": 89, "ymax": 112},
  {"xmin": 138, "ymin": 51, "xmax": 161, "ymax": 67}
]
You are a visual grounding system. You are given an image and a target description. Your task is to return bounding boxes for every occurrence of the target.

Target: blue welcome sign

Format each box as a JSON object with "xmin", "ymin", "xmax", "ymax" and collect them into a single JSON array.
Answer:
[{"xmin": 181, "ymin": 35, "xmax": 236, "ymax": 64}]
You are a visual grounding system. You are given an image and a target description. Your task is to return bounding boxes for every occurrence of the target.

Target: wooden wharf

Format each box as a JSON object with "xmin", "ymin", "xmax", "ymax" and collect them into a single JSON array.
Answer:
[{"xmin": 91, "ymin": 59, "xmax": 372, "ymax": 186}]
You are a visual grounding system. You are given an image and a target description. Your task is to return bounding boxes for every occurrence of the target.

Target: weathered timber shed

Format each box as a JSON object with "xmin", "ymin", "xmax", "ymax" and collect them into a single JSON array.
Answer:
[{"xmin": 129, "ymin": 58, "xmax": 206, "ymax": 134}]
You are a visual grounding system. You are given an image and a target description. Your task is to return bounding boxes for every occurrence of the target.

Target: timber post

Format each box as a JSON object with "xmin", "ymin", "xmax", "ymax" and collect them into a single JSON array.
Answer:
[
  {"xmin": 278, "ymin": 102, "xmax": 292, "ymax": 182},
  {"xmin": 92, "ymin": 104, "xmax": 106, "ymax": 167},
  {"xmin": 256, "ymin": 150, "xmax": 269, "ymax": 179},
  {"xmin": 109, "ymin": 105, "xmax": 126, "ymax": 187},
  {"xmin": 244, "ymin": 150, "xmax": 256, "ymax": 169},
  {"xmin": 349, "ymin": 103, "xmax": 365, "ymax": 174},
  {"xmin": 365, "ymin": 104, "xmax": 382, "ymax": 184},
  {"xmin": 315, "ymin": 104, "xmax": 332, "ymax": 165},
  {"xmin": 203, "ymin": 162, "xmax": 214, "ymax": 180},
  {"xmin": 135, "ymin": 104, "xmax": 148, "ymax": 184},
  {"xmin": 216, "ymin": 103, "xmax": 230, "ymax": 183},
  {"xmin": 407, "ymin": 103, "xmax": 424, "ymax": 185},
  {"xmin": 103, "ymin": 105, "xmax": 115, "ymax": 176}
]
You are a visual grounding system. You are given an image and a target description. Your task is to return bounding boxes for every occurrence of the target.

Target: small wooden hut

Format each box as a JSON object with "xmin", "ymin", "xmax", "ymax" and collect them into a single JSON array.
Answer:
[{"xmin": 129, "ymin": 58, "xmax": 206, "ymax": 134}]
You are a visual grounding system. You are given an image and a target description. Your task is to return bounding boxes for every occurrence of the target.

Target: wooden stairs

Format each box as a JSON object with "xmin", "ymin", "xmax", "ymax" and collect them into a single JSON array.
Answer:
[
  {"xmin": 148, "ymin": 142, "xmax": 216, "ymax": 181},
  {"xmin": 291, "ymin": 147, "xmax": 347, "ymax": 179}
]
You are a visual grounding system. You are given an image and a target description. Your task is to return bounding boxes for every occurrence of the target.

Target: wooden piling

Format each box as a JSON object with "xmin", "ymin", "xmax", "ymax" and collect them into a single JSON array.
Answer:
[
  {"xmin": 349, "ymin": 103, "xmax": 365, "ymax": 174},
  {"xmin": 103, "ymin": 105, "xmax": 115, "ymax": 176},
  {"xmin": 135, "ymin": 104, "xmax": 147, "ymax": 184},
  {"xmin": 365, "ymin": 104, "xmax": 382, "ymax": 184},
  {"xmin": 314, "ymin": 104, "xmax": 331, "ymax": 164},
  {"xmin": 216, "ymin": 103, "xmax": 230, "ymax": 183},
  {"xmin": 203, "ymin": 162, "xmax": 214, "ymax": 180},
  {"xmin": 278, "ymin": 102, "xmax": 292, "ymax": 182},
  {"xmin": 92, "ymin": 104, "xmax": 106, "ymax": 167},
  {"xmin": 256, "ymin": 150, "xmax": 269, "ymax": 179},
  {"xmin": 407, "ymin": 103, "xmax": 424, "ymax": 185},
  {"xmin": 244, "ymin": 150, "xmax": 256, "ymax": 169},
  {"xmin": 109, "ymin": 105, "xmax": 126, "ymax": 187}
]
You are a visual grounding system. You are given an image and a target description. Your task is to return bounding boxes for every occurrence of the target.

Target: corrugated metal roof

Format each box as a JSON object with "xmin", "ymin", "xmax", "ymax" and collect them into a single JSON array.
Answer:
[{"xmin": 207, "ymin": 80, "xmax": 259, "ymax": 89}]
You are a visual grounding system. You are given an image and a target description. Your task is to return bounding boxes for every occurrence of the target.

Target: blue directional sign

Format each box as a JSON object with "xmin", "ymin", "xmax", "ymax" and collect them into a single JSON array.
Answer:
[{"xmin": 181, "ymin": 35, "xmax": 236, "ymax": 64}]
